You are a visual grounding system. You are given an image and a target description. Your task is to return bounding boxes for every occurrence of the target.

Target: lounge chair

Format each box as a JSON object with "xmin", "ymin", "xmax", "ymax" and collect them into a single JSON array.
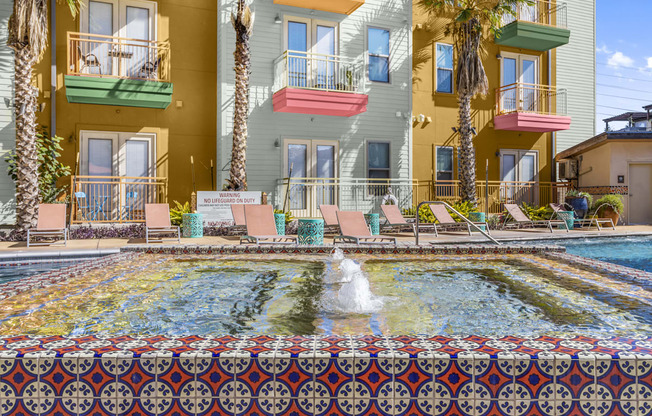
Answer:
[
  {"xmin": 27, "ymin": 204, "xmax": 68, "ymax": 247},
  {"xmin": 145, "ymin": 204, "xmax": 181, "ymax": 243},
  {"xmin": 428, "ymin": 204, "xmax": 491, "ymax": 237},
  {"xmin": 240, "ymin": 205, "xmax": 297, "ymax": 245},
  {"xmin": 319, "ymin": 204, "xmax": 340, "ymax": 233},
  {"xmin": 503, "ymin": 203, "xmax": 568, "ymax": 233},
  {"xmin": 549, "ymin": 203, "xmax": 615, "ymax": 231},
  {"xmin": 230, "ymin": 204, "xmax": 247, "ymax": 234},
  {"xmin": 334, "ymin": 211, "xmax": 397, "ymax": 246},
  {"xmin": 380, "ymin": 204, "xmax": 416, "ymax": 235}
]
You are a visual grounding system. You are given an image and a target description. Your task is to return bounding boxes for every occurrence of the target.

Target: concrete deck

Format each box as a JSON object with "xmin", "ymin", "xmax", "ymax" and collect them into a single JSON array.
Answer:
[{"xmin": 0, "ymin": 225, "xmax": 650, "ymax": 257}]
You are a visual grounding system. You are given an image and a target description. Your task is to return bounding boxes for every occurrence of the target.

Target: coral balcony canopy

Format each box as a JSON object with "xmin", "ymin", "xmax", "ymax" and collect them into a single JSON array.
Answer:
[
  {"xmin": 273, "ymin": 51, "xmax": 368, "ymax": 117},
  {"xmin": 494, "ymin": 83, "xmax": 571, "ymax": 132},
  {"xmin": 273, "ymin": 0, "xmax": 364, "ymax": 15},
  {"xmin": 495, "ymin": 1, "xmax": 570, "ymax": 51}
]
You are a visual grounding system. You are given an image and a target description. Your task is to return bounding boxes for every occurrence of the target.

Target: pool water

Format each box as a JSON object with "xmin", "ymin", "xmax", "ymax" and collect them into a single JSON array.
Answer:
[
  {"xmin": 0, "ymin": 253, "xmax": 649, "ymax": 337},
  {"xmin": 553, "ymin": 235, "xmax": 652, "ymax": 272},
  {"xmin": 0, "ymin": 259, "xmax": 93, "ymax": 283}
]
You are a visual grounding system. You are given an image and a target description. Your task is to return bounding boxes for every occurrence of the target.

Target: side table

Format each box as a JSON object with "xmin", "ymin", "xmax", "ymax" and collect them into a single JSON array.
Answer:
[
  {"xmin": 182, "ymin": 213, "xmax": 204, "ymax": 238},
  {"xmin": 364, "ymin": 213, "xmax": 380, "ymax": 235},
  {"xmin": 298, "ymin": 219, "xmax": 324, "ymax": 245}
]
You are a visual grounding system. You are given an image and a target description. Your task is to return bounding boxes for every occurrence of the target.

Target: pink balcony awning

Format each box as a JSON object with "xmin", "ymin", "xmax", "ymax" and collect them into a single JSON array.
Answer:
[
  {"xmin": 494, "ymin": 112, "xmax": 571, "ymax": 132},
  {"xmin": 273, "ymin": 88, "xmax": 368, "ymax": 117}
]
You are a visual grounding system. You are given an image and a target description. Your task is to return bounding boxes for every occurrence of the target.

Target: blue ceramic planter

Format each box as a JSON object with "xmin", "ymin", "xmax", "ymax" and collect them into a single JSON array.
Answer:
[{"xmin": 565, "ymin": 197, "xmax": 588, "ymax": 219}]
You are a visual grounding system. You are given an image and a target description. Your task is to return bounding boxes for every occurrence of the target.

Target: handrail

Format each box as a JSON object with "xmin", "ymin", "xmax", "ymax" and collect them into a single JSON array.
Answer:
[{"xmin": 415, "ymin": 201, "xmax": 500, "ymax": 246}]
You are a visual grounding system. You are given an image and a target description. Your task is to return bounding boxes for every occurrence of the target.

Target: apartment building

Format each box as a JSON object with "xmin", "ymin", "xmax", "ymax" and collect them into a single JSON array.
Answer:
[
  {"xmin": 412, "ymin": 0, "xmax": 593, "ymax": 213},
  {"xmin": 217, "ymin": 0, "xmax": 413, "ymax": 217}
]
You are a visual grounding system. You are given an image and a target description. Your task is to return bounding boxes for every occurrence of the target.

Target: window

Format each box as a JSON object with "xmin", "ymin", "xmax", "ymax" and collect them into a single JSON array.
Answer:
[
  {"xmin": 436, "ymin": 146, "xmax": 454, "ymax": 181},
  {"xmin": 368, "ymin": 27, "xmax": 390, "ymax": 83},
  {"xmin": 436, "ymin": 44, "xmax": 454, "ymax": 93},
  {"xmin": 284, "ymin": 17, "xmax": 338, "ymax": 88},
  {"xmin": 368, "ymin": 142, "xmax": 390, "ymax": 179}
]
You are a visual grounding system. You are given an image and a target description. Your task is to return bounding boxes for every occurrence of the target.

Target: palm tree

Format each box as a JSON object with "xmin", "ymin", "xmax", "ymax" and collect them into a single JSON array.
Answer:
[
  {"xmin": 226, "ymin": 0, "xmax": 254, "ymax": 191},
  {"xmin": 421, "ymin": 0, "xmax": 532, "ymax": 206},
  {"xmin": 7, "ymin": 0, "xmax": 80, "ymax": 230}
]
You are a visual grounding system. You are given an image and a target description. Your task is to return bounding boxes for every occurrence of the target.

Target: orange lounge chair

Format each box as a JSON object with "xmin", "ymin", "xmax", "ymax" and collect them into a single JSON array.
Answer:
[
  {"xmin": 549, "ymin": 203, "xmax": 615, "ymax": 230},
  {"xmin": 334, "ymin": 211, "xmax": 396, "ymax": 246},
  {"xmin": 504, "ymin": 203, "xmax": 568, "ymax": 233},
  {"xmin": 27, "ymin": 204, "xmax": 68, "ymax": 247},
  {"xmin": 319, "ymin": 204, "xmax": 340, "ymax": 233},
  {"xmin": 230, "ymin": 204, "xmax": 247, "ymax": 233},
  {"xmin": 380, "ymin": 204, "xmax": 416, "ymax": 235},
  {"xmin": 428, "ymin": 204, "xmax": 490, "ymax": 237},
  {"xmin": 145, "ymin": 204, "xmax": 181, "ymax": 243},
  {"xmin": 240, "ymin": 205, "xmax": 297, "ymax": 245}
]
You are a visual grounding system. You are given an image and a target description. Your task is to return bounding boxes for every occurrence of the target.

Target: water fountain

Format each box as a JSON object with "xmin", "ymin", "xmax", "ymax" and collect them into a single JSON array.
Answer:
[{"xmin": 329, "ymin": 248, "xmax": 383, "ymax": 313}]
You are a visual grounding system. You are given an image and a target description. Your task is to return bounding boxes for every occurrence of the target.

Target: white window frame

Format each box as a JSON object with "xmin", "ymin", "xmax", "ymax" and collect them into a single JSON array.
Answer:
[
  {"xmin": 499, "ymin": 149, "xmax": 539, "ymax": 182},
  {"xmin": 81, "ymin": 0, "xmax": 157, "ymax": 40},
  {"xmin": 435, "ymin": 145, "xmax": 454, "ymax": 181},
  {"xmin": 366, "ymin": 140, "xmax": 391, "ymax": 179},
  {"xmin": 80, "ymin": 130, "xmax": 157, "ymax": 177},
  {"xmin": 435, "ymin": 43, "xmax": 454, "ymax": 94},
  {"xmin": 283, "ymin": 16, "xmax": 339, "ymax": 56},
  {"xmin": 366, "ymin": 26, "xmax": 391, "ymax": 84},
  {"xmin": 500, "ymin": 51, "xmax": 539, "ymax": 86}
]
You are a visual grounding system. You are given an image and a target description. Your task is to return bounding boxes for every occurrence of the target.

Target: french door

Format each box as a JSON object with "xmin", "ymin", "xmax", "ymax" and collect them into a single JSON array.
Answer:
[
  {"xmin": 285, "ymin": 17, "xmax": 338, "ymax": 89},
  {"xmin": 284, "ymin": 139, "xmax": 338, "ymax": 217},
  {"xmin": 80, "ymin": 0, "xmax": 156, "ymax": 78},
  {"xmin": 500, "ymin": 150, "xmax": 539, "ymax": 205},
  {"xmin": 501, "ymin": 53, "xmax": 539, "ymax": 113},
  {"xmin": 79, "ymin": 131, "xmax": 156, "ymax": 221}
]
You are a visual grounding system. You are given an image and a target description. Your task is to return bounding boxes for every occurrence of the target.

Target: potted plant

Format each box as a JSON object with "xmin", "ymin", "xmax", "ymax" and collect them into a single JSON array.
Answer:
[
  {"xmin": 594, "ymin": 194, "xmax": 624, "ymax": 226},
  {"xmin": 565, "ymin": 190, "xmax": 593, "ymax": 218}
]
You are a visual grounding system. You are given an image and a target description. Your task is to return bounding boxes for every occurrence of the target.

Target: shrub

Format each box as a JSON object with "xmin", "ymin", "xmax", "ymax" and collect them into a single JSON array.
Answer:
[
  {"xmin": 402, "ymin": 201, "xmax": 479, "ymax": 223},
  {"xmin": 274, "ymin": 208, "xmax": 295, "ymax": 224},
  {"xmin": 519, "ymin": 202, "xmax": 553, "ymax": 221},
  {"xmin": 170, "ymin": 201, "xmax": 192, "ymax": 227},
  {"xmin": 449, "ymin": 200, "xmax": 479, "ymax": 222},
  {"xmin": 594, "ymin": 194, "xmax": 624, "ymax": 215}
]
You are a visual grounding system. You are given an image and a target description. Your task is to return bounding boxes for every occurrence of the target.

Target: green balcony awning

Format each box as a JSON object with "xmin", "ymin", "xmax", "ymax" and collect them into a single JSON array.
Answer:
[
  {"xmin": 495, "ymin": 21, "xmax": 570, "ymax": 51},
  {"xmin": 64, "ymin": 76, "xmax": 173, "ymax": 109}
]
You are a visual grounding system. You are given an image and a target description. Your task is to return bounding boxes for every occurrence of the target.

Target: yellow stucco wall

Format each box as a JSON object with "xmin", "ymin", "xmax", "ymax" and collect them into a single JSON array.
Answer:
[
  {"xmin": 412, "ymin": 8, "xmax": 555, "ymax": 187},
  {"xmin": 34, "ymin": 0, "xmax": 217, "ymax": 205}
]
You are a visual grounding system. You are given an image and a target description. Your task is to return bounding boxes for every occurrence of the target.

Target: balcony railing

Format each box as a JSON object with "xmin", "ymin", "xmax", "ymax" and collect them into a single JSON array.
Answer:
[
  {"xmin": 496, "ymin": 83, "xmax": 567, "ymax": 116},
  {"xmin": 273, "ymin": 51, "xmax": 365, "ymax": 94},
  {"xmin": 70, "ymin": 176, "xmax": 168, "ymax": 223},
  {"xmin": 503, "ymin": 0, "xmax": 567, "ymax": 28},
  {"xmin": 67, "ymin": 32, "xmax": 170, "ymax": 82},
  {"xmin": 275, "ymin": 178, "xmax": 570, "ymax": 218}
]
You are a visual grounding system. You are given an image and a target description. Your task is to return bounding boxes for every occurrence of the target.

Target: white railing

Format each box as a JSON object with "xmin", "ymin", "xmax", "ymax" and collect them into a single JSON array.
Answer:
[
  {"xmin": 273, "ymin": 51, "xmax": 365, "ymax": 94},
  {"xmin": 503, "ymin": 0, "xmax": 568, "ymax": 28},
  {"xmin": 496, "ymin": 83, "xmax": 567, "ymax": 116}
]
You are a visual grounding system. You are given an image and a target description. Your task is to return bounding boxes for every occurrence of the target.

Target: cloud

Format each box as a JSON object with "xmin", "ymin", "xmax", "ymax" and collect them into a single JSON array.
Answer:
[
  {"xmin": 607, "ymin": 52, "xmax": 634, "ymax": 68},
  {"xmin": 596, "ymin": 44, "xmax": 612, "ymax": 54},
  {"xmin": 647, "ymin": 57, "xmax": 652, "ymax": 69}
]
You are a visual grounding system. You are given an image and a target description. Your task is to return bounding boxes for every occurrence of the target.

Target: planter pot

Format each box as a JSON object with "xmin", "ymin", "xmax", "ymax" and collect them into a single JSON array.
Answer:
[
  {"xmin": 598, "ymin": 206, "xmax": 620, "ymax": 226},
  {"xmin": 565, "ymin": 196, "xmax": 588, "ymax": 219}
]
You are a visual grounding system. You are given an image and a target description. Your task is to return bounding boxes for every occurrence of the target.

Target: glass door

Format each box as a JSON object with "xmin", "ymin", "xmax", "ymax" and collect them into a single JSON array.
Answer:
[
  {"xmin": 500, "ymin": 150, "xmax": 539, "ymax": 205},
  {"xmin": 501, "ymin": 53, "xmax": 539, "ymax": 113},
  {"xmin": 120, "ymin": 0, "xmax": 156, "ymax": 79},
  {"xmin": 286, "ymin": 17, "xmax": 338, "ymax": 90},
  {"xmin": 313, "ymin": 23, "xmax": 337, "ymax": 89},
  {"xmin": 81, "ymin": 0, "xmax": 118, "ymax": 76},
  {"xmin": 287, "ymin": 18, "xmax": 310, "ymax": 88}
]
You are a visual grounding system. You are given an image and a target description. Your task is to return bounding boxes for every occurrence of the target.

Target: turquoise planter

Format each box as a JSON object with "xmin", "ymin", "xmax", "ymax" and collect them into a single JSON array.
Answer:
[
  {"xmin": 557, "ymin": 211, "xmax": 574, "ymax": 230},
  {"xmin": 298, "ymin": 219, "xmax": 324, "ymax": 245},
  {"xmin": 182, "ymin": 213, "xmax": 204, "ymax": 238},
  {"xmin": 364, "ymin": 213, "xmax": 380, "ymax": 235},
  {"xmin": 468, "ymin": 212, "xmax": 486, "ymax": 231},
  {"xmin": 274, "ymin": 213, "xmax": 286, "ymax": 236}
]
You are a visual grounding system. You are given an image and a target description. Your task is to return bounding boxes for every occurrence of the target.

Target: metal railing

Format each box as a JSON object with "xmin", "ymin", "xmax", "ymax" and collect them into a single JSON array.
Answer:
[
  {"xmin": 416, "ymin": 201, "xmax": 500, "ymax": 245},
  {"xmin": 496, "ymin": 83, "xmax": 567, "ymax": 116},
  {"xmin": 275, "ymin": 178, "xmax": 570, "ymax": 217},
  {"xmin": 67, "ymin": 32, "xmax": 171, "ymax": 82},
  {"xmin": 70, "ymin": 176, "xmax": 168, "ymax": 224},
  {"xmin": 273, "ymin": 50, "xmax": 365, "ymax": 94},
  {"xmin": 502, "ymin": 0, "xmax": 567, "ymax": 28}
]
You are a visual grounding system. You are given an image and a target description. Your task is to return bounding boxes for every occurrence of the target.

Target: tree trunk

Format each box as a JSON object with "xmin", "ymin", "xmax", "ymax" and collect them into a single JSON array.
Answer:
[
  {"xmin": 458, "ymin": 92, "xmax": 477, "ymax": 206},
  {"xmin": 13, "ymin": 47, "xmax": 40, "ymax": 231},
  {"xmin": 227, "ymin": 14, "xmax": 251, "ymax": 191}
]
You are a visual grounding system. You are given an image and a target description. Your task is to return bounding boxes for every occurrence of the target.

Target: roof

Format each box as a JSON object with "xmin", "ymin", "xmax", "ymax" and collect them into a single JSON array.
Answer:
[
  {"xmin": 602, "ymin": 112, "xmax": 648, "ymax": 123},
  {"xmin": 645, "ymin": 104, "xmax": 652, "ymax": 111},
  {"xmin": 556, "ymin": 131, "xmax": 652, "ymax": 161}
]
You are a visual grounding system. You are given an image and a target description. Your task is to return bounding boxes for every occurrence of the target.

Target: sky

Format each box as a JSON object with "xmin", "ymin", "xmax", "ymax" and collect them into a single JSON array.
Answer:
[{"xmin": 595, "ymin": 0, "xmax": 652, "ymax": 132}]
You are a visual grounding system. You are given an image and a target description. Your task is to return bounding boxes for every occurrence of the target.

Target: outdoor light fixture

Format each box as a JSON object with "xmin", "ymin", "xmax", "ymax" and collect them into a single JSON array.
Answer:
[
  {"xmin": 274, "ymin": 14, "xmax": 282, "ymax": 24},
  {"xmin": 496, "ymin": 54, "xmax": 502, "ymax": 59},
  {"xmin": 395, "ymin": 111, "xmax": 403, "ymax": 118},
  {"xmin": 418, "ymin": 114, "xmax": 426, "ymax": 123},
  {"xmin": 425, "ymin": 116, "xmax": 432, "ymax": 123},
  {"xmin": 451, "ymin": 127, "xmax": 458, "ymax": 133},
  {"xmin": 471, "ymin": 127, "xmax": 477, "ymax": 135},
  {"xmin": 274, "ymin": 139, "xmax": 280, "ymax": 148}
]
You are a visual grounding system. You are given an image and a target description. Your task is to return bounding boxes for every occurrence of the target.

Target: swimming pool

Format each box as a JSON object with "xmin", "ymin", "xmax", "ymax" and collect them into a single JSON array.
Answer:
[
  {"xmin": 0, "ymin": 258, "xmax": 95, "ymax": 282},
  {"xmin": 1, "ymin": 251, "xmax": 648, "ymax": 337},
  {"xmin": 544, "ymin": 235, "xmax": 652, "ymax": 272}
]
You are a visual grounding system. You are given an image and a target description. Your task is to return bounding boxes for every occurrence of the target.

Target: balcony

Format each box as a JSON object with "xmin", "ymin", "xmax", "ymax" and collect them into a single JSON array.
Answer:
[
  {"xmin": 65, "ymin": 32, "xmax": 173, "ymax": 109},
  {"xmin": 495, "ymin": 0, "xmax": 570, "ymax": 51},
  {"xmin": 273, "ymin": 51, "xmax": 368, "ymax": 117},
  {"xmin": 273, "ymin": 0, "xmax": 364, "ymax": 15},
  {"xmin": 494, "ymin": 83, "xmax": 571, "ymax": 132}
]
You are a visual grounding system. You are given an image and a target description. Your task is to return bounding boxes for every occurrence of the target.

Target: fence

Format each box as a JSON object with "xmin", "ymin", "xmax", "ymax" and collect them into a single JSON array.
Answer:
[
  {"xmin": 67, "ymin": 32, "xmax": 171, "ymax": 81},
  {"xmin": 70, "ymin": 176, "xmax": 168, "ymax": 224},
  {"xmin": 502, "ymin": 0, "xmax": 568, "ymax": 28},
  {"xmin": 273, "ymin": 51, "xmax": 365, "ymax": 94},
  {"xmin": 496, "ymin": 83, "xmax": 567, "ymax": 116},
  {"xmin": 275, "ymin": 178, "xmax": 570, "ymax": 218}
]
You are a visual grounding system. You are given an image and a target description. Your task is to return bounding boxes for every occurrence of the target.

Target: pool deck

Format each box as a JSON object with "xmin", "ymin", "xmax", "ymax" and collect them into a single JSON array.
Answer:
[{"xmin": 0, "ymin": 225, "xmax": 650, "ymax": 256}]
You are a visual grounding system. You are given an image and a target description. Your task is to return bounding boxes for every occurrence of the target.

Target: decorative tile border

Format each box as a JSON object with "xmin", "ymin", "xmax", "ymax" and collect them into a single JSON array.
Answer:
[
  {"xmin": 543, "ymin": 251, "xmax": 652, "ymax": 282},
  {"xmin": 121, "ymin": 243, "xmax": 566, "ymax": 256},
  {"xmin": 0, "ymin": 335, "xmax": 650, "ymax": 416}
]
